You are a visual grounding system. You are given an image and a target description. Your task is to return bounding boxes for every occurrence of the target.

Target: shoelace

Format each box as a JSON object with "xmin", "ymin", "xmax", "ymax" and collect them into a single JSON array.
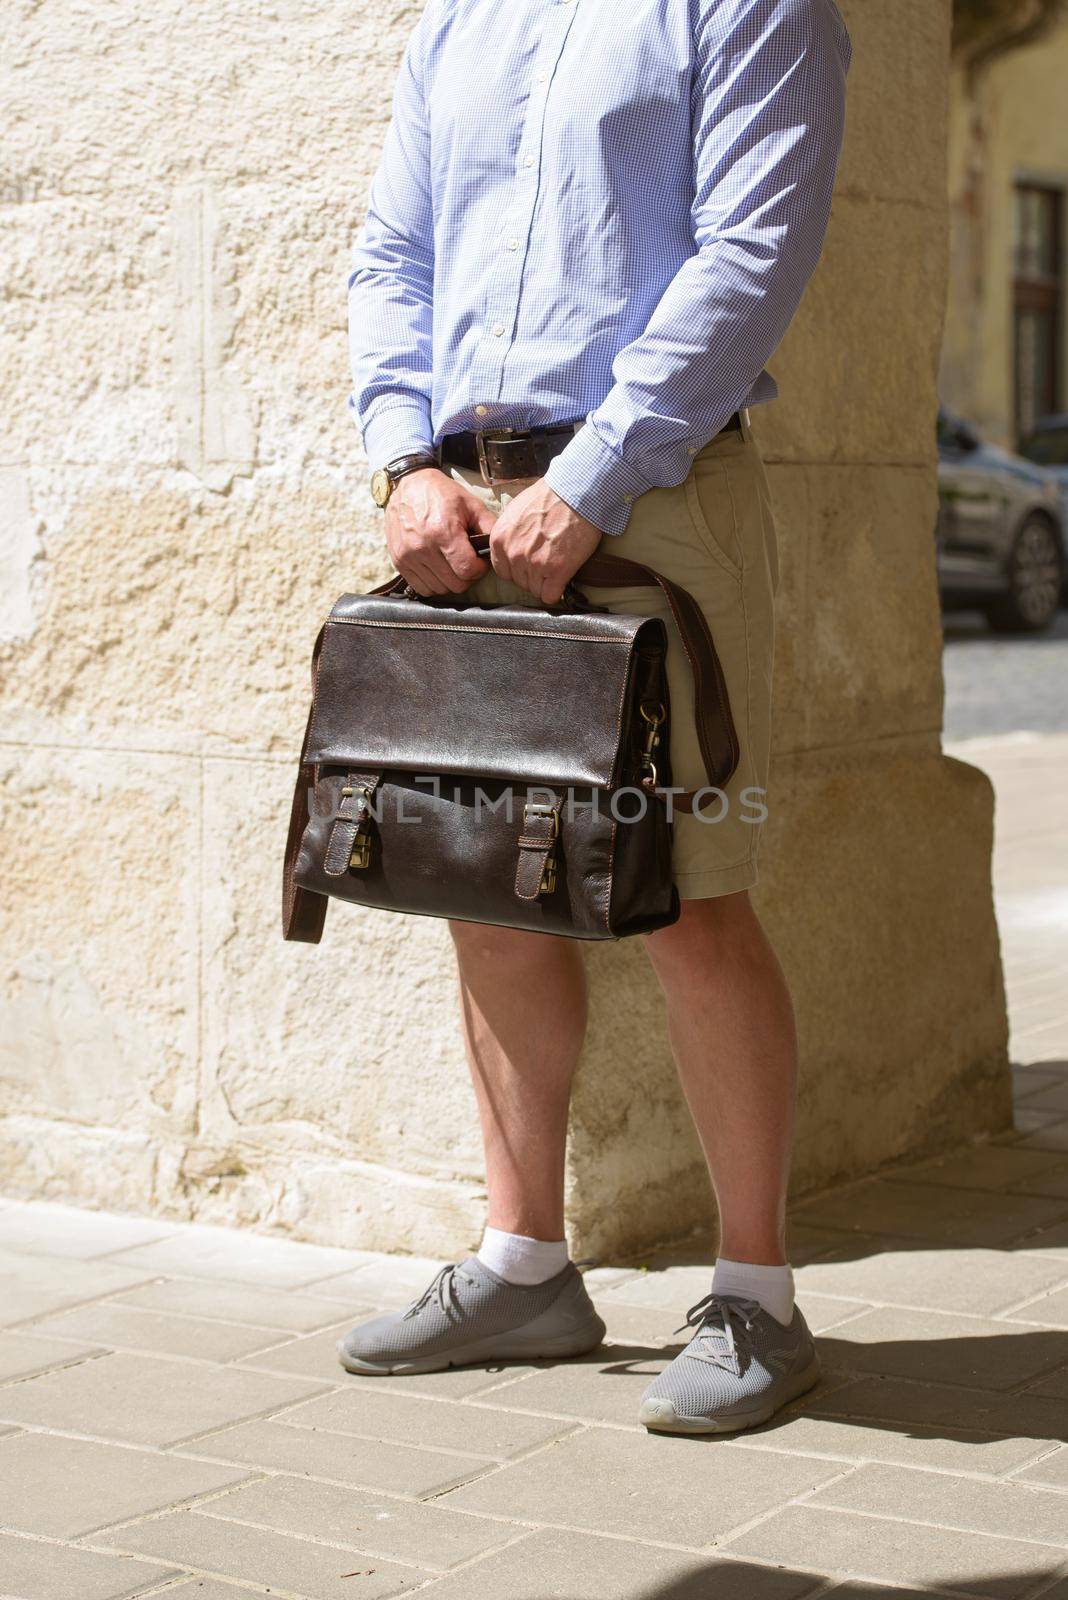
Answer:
[
  {"xmin": 402, "ymin": 1263, "xmax": 475, "ymax": 1322},
  {"xmin": 674, "ymin": 1291, "xmax": 762, "ymax": 1374}
]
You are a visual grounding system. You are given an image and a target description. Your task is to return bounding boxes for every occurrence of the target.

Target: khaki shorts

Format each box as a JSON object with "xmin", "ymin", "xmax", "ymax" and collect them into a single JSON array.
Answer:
[{"xmin": 446, "ymin": 409, "xmax": 779, "ymax": 900}]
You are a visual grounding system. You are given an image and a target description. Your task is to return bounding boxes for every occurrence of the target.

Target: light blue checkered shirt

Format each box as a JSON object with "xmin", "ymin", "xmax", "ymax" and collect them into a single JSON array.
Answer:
[{"xmin": 348, "ymin": 0, "xmax": 851, "ymax": 536}]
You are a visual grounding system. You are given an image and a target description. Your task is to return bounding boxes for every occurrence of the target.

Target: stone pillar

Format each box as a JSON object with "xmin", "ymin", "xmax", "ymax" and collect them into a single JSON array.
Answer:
[{"xmin": 0, "ymin": 0, "xmax": 1009, "ymax": 1258}]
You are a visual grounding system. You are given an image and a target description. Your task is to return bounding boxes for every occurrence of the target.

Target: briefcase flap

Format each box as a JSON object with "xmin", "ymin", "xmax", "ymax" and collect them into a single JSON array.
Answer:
[{"xmin": 303, "ymin": 593, "xmax": 667, "ymax": 790}]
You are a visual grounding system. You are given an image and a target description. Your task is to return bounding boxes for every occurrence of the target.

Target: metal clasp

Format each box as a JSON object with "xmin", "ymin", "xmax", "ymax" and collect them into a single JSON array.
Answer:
[
  {"xmin": 522, "ymin": 801, "xmax": 559, "ymax": 894},
  {"xmin": 639, "ymin": 701, "xmax": 665, "ymax": 790},
  {"xmin": 340, "ymin": 784, "xmax": 374, "ymax": 870},
  {"xmin": 476, "ymin": 428, "xmax": 524, "ymax": 485}
]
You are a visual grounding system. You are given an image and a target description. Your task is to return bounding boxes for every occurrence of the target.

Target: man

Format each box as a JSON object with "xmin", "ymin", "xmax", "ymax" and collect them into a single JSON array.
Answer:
[{"xmin": 339, "ymin": 0, "xmax": 851, "ymax": 1435}]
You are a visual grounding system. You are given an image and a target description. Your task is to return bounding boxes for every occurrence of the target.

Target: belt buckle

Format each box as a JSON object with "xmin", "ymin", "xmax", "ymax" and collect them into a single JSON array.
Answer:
[{"xmin": 476, "ymin": 427, "xmax": 526, "ymax": 485}]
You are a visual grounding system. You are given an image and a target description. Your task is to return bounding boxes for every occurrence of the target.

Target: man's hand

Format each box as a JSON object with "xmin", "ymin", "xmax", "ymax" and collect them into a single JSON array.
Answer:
[
  {"xmin": 385, "ymin": 468, "xmax": 495, "ymax": 595},
  {"xmin": 489, "ymin": 479, "xmax": 603, "ymax": 603}
]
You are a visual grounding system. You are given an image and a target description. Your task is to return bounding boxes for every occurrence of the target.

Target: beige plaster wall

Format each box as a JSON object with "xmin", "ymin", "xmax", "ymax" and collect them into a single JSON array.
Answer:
[
  {"xmin": 942, "ymin": 19, "xmax": 1068, "ymax": 445},
  {"xmin": 0, "ymin": 0, "xmax": 1009, "ymax": 1260}
]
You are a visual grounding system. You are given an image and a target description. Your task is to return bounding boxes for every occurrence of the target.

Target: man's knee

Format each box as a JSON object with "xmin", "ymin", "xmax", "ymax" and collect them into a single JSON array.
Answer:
[{"xmin": 643, "ymin": 889, "xmax": 759, "ymax": 960}]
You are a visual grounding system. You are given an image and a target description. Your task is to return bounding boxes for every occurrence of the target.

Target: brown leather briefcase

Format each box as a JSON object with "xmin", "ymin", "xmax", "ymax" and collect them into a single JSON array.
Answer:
[{"xmin": 282, "ymin": 540, "xmax": 738, "ymax": 943}]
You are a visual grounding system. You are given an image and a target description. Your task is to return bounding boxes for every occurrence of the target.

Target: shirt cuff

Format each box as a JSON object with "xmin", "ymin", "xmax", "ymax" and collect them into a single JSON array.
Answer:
[
  {"xmin": 542, "ymin": 425, "xmax": 651, "ymax": 536},
  {"xmin": 355, "ymin": 395, "xmax": 437, "ymax": 471}
]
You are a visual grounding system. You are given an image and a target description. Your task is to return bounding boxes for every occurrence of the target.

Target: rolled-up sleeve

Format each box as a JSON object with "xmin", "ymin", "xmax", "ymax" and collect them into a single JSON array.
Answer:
[
  {"xmin": 544, "ymin": 0, "xmax": 851, "ymax": 535},
  {"xmin": 347, "ymin": 6, "xmax": 437, "ymax": 469}
]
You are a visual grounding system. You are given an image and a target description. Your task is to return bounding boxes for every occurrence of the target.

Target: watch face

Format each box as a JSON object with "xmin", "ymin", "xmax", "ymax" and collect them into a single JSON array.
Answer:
[{"xmin": 370, "ymin": 468, "xmax": 392, "ymax": 508}]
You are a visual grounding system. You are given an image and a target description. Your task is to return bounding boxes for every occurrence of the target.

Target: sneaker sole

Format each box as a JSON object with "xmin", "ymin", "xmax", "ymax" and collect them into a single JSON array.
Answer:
[
  {"xmin": 638, "ymin": 1350, "xmax": 822, "ymax": 1435},
  {"xmin": 337, "ymin": 1316, "xmax": 607, "ymax": 1377}
]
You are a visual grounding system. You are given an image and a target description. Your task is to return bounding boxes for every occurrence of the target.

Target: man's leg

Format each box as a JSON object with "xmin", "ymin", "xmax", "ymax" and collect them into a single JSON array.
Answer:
[
  {"xmin": 642, "ymin": 890, "xmax": 797, "ymax": 1267},
  {"xmin": 637, "ymin": 890, "xmax": 820, "ymax": 1433},
  {"xmin": 336, "ymin": 919, "xmax": 604, "ymax": 1375},
  {"xmin": 450, "ymin": 919, "xmax": 587, "ymax": 1243}
]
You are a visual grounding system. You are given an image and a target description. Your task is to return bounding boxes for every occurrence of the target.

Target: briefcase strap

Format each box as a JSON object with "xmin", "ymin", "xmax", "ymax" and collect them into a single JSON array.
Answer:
[{"xmin": 282, "ymin": 627, "xmax": 330, "ymax": 944}]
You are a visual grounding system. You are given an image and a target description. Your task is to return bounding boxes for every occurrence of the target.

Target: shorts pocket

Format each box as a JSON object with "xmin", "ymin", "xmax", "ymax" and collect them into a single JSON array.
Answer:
[{"xmin": 682, "ymin": 451, "xmax": 744, "ymax": 582}]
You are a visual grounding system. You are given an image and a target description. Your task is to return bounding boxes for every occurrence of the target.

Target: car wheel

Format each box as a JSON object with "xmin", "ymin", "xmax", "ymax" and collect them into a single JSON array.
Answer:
[{"xmin": 985, "ymin": 515, "xmax": 1064, "ymax": 633}]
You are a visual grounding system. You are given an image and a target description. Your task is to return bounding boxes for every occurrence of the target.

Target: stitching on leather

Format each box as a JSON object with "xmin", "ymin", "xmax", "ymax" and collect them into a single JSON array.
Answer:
[
  {"xmin": 602, "ymin": 811, "xmax": 617, "ymax": 934},
  {"xmin": 328, "ymin": 617, "xmax": 629, "ymax": 644}
]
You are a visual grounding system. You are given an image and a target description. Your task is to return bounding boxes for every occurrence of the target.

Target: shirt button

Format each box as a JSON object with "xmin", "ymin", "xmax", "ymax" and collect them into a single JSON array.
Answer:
[
  {"xmin": 507, "ymin": 237, "xmax": 519, "ymax": 250},
  {"xmin": 523, "ymin": 154, "xmax": 535, "ymax": 168},
  {"xmin": 623, "ymin": 493, "xmax": 633, "ymax": 503},
  {"xmin": 687, "ymin": 445, "xmax": 698, "ymax": 455},
  {"xmin": 475, "ymin": 405, "xmax": 489, "ymax": 417},
  {"xmin": 537, "ymin": 70, "xmax": 548, "ymax": 82},
  {"xmin": 492, "ymin": 323, "xmax": 505, "ymax": 337}
]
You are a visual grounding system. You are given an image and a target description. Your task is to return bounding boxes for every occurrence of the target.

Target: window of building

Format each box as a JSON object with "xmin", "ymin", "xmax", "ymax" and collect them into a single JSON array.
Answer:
[{"xmin": 1013, "ymin": 183, "xmax": 1063, "ymax": 441}]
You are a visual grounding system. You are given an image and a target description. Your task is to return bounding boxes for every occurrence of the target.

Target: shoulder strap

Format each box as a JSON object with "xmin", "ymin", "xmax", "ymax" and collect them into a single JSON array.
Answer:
[{"xmin": 282, "ymin": 627, "xmax": 330, "ymax": 943}]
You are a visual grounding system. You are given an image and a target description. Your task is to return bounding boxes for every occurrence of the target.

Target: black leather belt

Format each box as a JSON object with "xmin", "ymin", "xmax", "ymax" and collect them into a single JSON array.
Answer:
[{"xmin": 438, "ymin": 412, "xmax": 743, "ymax": 486}]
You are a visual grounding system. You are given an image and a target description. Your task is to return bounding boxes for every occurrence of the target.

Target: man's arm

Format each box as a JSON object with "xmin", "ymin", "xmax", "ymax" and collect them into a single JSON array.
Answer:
[
  {"xmin": 347, "ymin": 9, "xmax": 437, "ymax": 468},
  {"xmin": 347, "ymin": 5, "xmax": 494, "ymax": 595},
  {"xmin": 542, "ymin": 0, "xmax": 851, "ymax": 537}
]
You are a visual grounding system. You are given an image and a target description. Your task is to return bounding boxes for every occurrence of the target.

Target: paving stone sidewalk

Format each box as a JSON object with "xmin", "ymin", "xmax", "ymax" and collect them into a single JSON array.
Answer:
[
  {"xmin": 3, "ymin": 1056, "xmax": 1068, "ymax": 1600},
  {"xmin": 3, "ymin": 734, "xmax": 1066, "ymax": 1599},
  {"xmin": 944, "ymin": 732, "xmax": 1068, "ymax": 1067}
]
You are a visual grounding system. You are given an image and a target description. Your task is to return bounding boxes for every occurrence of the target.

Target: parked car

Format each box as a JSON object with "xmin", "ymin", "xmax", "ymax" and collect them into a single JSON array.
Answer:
[
  {"xmin": 1019, "ymin": 413, "xmax": 1068, "ymax": 523},
  {"xmin": 937, "ymin": 408, "xmax": 1065, "ymax": 632}
]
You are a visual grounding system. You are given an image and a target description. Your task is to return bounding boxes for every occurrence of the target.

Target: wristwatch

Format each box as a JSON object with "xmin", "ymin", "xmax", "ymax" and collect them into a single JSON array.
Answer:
[{"xmin": 369, "ymin": 452, "xmax": 439, "ymax": 508}]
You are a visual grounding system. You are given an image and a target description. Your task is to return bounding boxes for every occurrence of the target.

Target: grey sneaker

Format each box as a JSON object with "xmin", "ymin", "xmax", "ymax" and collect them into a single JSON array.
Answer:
[
  {"xmin": 337, "ymin": 1256, "xmax": 606, "ymax": 1376},
  {"xmin": 638, "ymin": 1291, "xmax": 820, "ymax": 1434}
]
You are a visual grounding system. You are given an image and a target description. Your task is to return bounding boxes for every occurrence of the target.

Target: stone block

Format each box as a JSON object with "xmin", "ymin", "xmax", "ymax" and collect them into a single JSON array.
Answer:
[
  {"xmin": 793, "ymin": 1179, "xmax": 1068, "ymax": 1248},
  {"xmin": 106, "ymin": 1222, "xmax": 364, "ymax": 1289},
  {"xmin": 818, "ymin": 1304, "xmax": 1064, "ymax": 1390},
  {"xmin": 282, "ymin": 1387, "xmax": 577, "ymax": 1460},
  {"xmin": 0, "ymin": 1532, "xmax": 176, "ymax": 1600},
  {"xmin": 810, "ymin": 1461, "xmax": 1068, "ymax": 1548},
  {"xmin": 721, "ymin": 1504, "xmax": 1059, "ymax": 1597},
  {"xmin": 0, "ymin": 1200, "xmax": 181, "ymax": 1259},
  {"xmin": 196, "ymin": 756, "xmax": 487, "ymax": 1254},
  {"xmin": 414, "ymin": 1528, "xmax": 818, "ymax": 1600},
  {"xmin": 177, "ymin": 1416, "xmax": 493, "ymax": 1498},
  {"xmin": 726, "ymin": 1411, "xmax": 1051, "ymax": 1477},
  {"xmin": 0, "ymin": 1432, "xmax": 254, "ymax": 1540},
  {"xmin": 441, "ymin": 1427, "xmax": 841, "ymax": 1544},
  {"xmin": 98, "ymin": 1509, "xmax": 423, "ymax": 1599},
  {"xmin": 833, "ymin": 0, "xmax": 950, "ymax": 211},
  {"xmin": 811, "ymin": 1373, "xmax": 1068, "ymax": 1443},
  {"xmin": 765, "ymin": 465, "xmax": 944, "ymax": 753},
  {"xmin": 795, "ymin": 1243, "xmax": 1068, "ymax": 1318},
  {"xmin": 120, "ymin": 1276, "xmax": 361, "ymax": 1333},
  {"xmin": 0, "ymin": 1350, "xmax": 327, "ymax": 1447},
  {"xmin": 0, "ymin": 746, "xmax": 200, "ymax": 1146},
  {"xmin": 0, "ymin": 1248, "xmax": 155, "ymax": 1328},
  {"xmin": 0, "ymin": 1330, "xmax": 101, "ymax": 1381},
  {"xmin": 34, "ymin": 1303, "xmax": 293, "ymax": 1364},
  {"xmin": 757, "ymin": 198, "xmax": 945, "ymax": 468},
  {"xmin": 200, "ymin": 1475, "xmax": 514, "ymax": 1571}
]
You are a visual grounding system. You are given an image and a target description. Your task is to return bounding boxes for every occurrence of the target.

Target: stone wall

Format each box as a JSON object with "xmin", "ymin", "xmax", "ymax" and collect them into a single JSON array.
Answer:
[{"xmin": 0, "ymin": 0, "xmax": 1010, "ymax": 1259}]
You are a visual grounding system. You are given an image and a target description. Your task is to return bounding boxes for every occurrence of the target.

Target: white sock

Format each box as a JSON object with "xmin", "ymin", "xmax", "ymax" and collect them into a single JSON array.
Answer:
[
  {"xmin": 478, "ymin": 1226, "xmax": 569, "ymax": 1286},
  {"xmin": 711, "ymin": 1256, "xmax": 795, "ymax": 1325}
]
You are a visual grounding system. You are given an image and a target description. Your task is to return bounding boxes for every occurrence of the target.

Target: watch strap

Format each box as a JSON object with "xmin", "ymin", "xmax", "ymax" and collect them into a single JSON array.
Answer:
[{"xmin": 386, "ymin": 452, "xmax": 438, "ymax": 484}]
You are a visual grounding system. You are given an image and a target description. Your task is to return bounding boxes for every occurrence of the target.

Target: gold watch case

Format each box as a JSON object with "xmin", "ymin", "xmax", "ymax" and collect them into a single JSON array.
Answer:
[{"xmin": 370, "ymin": 467, "xmax": 393, "ymax": 508}]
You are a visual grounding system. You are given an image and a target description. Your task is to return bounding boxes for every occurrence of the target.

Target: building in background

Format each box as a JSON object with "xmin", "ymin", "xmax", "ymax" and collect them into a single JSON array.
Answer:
[{"xmin": 943, "ymin": 0, "xmax": 1068, "ymax": 447}]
